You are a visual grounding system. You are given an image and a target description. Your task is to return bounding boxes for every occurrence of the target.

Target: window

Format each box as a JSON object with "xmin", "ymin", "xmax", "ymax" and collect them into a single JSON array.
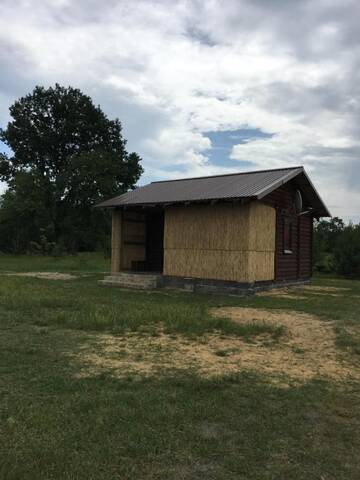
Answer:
[{"xmin": 283, "ymin": 218, "xmax": 293, "ymax": 254}]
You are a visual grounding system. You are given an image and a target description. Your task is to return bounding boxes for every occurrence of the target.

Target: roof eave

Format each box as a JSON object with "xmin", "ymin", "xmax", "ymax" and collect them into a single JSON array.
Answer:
[
  {"xmin": 300, "ymin": 169, "xmax": 331, "ymax": 217},
  {"xmin": 96, "ymin": 196, "xmax": 253, "ymax": 209},
  {"xmin": 256, "ymin": 167, "xmax": 304, "ymax": 200},
  {"xmin": 256, "ymin": 167, "xmax": 330, "ymax": 218}
]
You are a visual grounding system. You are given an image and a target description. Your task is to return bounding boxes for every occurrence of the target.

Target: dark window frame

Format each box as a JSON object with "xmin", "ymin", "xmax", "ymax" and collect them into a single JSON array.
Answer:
[{"xmin": 283, "ymin": 217, "xmax": 293, "ymax": 254}]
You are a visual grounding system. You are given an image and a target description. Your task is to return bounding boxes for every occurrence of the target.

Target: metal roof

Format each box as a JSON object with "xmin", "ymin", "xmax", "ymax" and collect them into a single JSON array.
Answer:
[{"xmin": 97, "ymin": 166, "xmax": 330, "ymax": 217}]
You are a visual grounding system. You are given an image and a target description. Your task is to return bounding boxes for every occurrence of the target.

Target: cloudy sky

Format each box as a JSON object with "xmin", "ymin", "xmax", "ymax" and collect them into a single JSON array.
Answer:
[{"xmin": 1, "ymin": 0, "xmax": 359, "ymax": 221}]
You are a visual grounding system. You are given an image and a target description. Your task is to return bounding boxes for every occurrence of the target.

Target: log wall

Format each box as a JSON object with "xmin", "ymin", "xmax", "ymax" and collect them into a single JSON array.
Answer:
[
  {"xmin": 263, "ymin": 183, "xmax": 313, "ymax": 280},
  {"xmin": 298, "ymin": 215, "xmax": 313, "ymax": 278}
]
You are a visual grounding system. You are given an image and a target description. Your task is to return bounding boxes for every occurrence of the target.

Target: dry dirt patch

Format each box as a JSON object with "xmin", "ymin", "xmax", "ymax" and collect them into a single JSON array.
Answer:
[
  {"xmin": 302, "ymin": 285, "xmax": 351, "ymax": 297},
  {"xmin": 6, "ymin": 272, "xmax": 77, "ymax": 280},
  {"xmin": 73, "ymin": 307, "xmax": 359, "ymax": 385},
  {"xmin": 257, "ymin": 289, "xmax": 307, "ymax": 300},
  {"xmin": 303, "ymin": 285, "xmax": 350, "ymax": 293},
  {"xmin": 257, "ymin": 285, "xmax": 351, "ymax": 299}
]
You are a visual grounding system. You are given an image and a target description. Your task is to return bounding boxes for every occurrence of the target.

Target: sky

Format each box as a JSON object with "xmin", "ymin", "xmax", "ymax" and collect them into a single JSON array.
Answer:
[{"xmin": 0, "ymin": 0, "xmax": 359, "ymax": 222}]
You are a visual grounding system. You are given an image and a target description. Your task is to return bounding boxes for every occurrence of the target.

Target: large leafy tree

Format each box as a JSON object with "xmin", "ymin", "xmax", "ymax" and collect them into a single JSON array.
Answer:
[{"xmin": 0, "ymin": 84, "xmax": 143, "ymax": 252}]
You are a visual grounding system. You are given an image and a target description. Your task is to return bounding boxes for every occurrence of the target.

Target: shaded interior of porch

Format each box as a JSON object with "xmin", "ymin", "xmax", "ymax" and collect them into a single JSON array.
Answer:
[{"xmin": 111, "ymin": 208, "xmax": 164, "ymax": 274}]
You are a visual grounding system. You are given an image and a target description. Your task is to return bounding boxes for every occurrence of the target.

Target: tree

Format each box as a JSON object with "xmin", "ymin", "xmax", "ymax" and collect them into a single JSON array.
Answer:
[
  {"xmin": 313, "ymin": 217, "xmax": 360, "ymax": 278},
  {"xmin": 334, "ymin": 223, "xmax": 360, "ymax": 277},
  {"xmin": 0, "ymin": 84, "xmax": 143, "ymax": 253},
  {"xmin": 313, "ymin": 217, "xmax": 345, "ymax": 272}
]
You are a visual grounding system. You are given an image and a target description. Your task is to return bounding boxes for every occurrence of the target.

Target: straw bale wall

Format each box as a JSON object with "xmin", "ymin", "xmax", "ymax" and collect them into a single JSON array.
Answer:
[
  {"xmin": 111, "ymin": 210, "xmax": 122, "ymax": 273},
  {"xmin": 164, "ymin": 201, "xmax": 275, "ymax": 282}
]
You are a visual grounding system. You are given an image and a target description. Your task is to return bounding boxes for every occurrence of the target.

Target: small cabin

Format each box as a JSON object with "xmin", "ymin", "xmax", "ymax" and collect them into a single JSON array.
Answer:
[{"xmin": 98, "ymin": 166, "xmax": 330, "ymax": 294}]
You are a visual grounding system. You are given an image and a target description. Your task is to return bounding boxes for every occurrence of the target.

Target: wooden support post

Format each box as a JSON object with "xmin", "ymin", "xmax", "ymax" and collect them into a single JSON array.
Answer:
[{"xmin": 111, "ymin": 209, "xmax": 123, "ymax": 273}]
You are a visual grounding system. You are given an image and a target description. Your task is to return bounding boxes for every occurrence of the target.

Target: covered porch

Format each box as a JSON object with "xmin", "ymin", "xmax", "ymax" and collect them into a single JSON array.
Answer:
[{"xmin": 110, "ymin": 208, "xmax": 165, "ymax": 274}]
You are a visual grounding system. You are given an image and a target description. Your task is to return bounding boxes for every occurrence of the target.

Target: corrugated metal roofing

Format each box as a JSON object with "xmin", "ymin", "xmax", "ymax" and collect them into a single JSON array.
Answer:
[{"xmin": 97, "ymin": 166, "xmax": 330, "ymax": 216}]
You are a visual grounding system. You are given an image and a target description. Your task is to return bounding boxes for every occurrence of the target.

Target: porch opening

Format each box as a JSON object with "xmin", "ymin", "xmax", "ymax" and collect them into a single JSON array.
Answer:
[{"xmin": 121, "ymin": 209, "xmax": 164, "ymax": 273}]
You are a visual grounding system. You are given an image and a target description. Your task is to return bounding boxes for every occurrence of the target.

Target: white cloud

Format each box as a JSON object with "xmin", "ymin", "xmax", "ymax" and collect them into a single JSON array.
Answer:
[{"xmin": 0, "ymin": 0, "xmax": 359, "ymax": 221}]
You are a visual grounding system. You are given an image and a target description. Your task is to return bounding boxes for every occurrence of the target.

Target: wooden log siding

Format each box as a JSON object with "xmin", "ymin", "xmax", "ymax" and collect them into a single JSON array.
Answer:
[
  {"xmin": 275, "ymin": 212, "xmax": 299, "ymax": 280},
  {"xmin": 163, "ymin": 202, "xmax": 276, "ymax": 282},
  {"xmin": 263, "ymin": 183, "xmax": 314, "ymax": 280},
  {"xmin": 298, "ymin": 215, "xmax": 313, "ymax": 278}
]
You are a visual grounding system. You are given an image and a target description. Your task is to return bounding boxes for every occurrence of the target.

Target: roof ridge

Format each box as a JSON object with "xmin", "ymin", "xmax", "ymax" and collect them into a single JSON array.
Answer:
[{"xmin": 151, "ymin": 166, "xmax": 303, "ymax": 184}]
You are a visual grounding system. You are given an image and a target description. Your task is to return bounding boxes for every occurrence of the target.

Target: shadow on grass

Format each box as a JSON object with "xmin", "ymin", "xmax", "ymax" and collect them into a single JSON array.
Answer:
[
  {"xmin": 1, "ymin": 284, "xmax": 360, "ymax": 480},
  {"xmin": 2, "ymin": 330, "xmax": 360, "ymax": 480}
]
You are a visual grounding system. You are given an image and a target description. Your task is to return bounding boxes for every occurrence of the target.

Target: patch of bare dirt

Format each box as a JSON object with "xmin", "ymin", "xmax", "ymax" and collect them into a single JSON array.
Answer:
[
  {"xmin": 257, "ymin": 289, "xmax": 306, "ymax": 300},
  {"xmin": 7, "ymin": 272, "xmax": 77, "ymax": 280},
  {"xmin": 303, "ymin": 285, "xmax": 350, "ymax": 293},
  {"xmin": 73, "ymin": 307, "xmax": 360, "ymax": 385},
  {"xmin": 305, "ymin": 291, "xmax": 344, "ymax": 298},
  {"xmin": 258, "ymin": 285, "xmax": 352, "ymax": 299}
]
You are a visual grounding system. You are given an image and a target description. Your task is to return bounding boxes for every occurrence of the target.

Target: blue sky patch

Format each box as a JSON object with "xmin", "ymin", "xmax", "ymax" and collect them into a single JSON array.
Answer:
[
  {"xmin": 0, "ymin": 140, "xmax": 11, "ymax": 156},
  {"xmin": 203, "ymin": 128, "xmax": 273, "ymax": 168}
]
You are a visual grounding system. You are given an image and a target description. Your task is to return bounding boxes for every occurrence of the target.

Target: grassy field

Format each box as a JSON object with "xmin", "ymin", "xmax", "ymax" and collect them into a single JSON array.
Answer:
[
  {"xmin": 1, "ymin": 254, "xmax": 360, "ymax": 479},
  {"xmin": 0, "ymin": 251, "xmax": 110, "ymax": 273}
]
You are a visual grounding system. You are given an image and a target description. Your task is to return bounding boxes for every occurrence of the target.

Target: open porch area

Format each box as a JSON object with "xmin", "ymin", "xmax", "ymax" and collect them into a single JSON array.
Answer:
[
  {"xmin": 101, "ymin": 207, "xmax": 165, "ymax": 289},
  {"xmin": 110, "ymin": 208, "xmax": 165, "ymax": 274}
]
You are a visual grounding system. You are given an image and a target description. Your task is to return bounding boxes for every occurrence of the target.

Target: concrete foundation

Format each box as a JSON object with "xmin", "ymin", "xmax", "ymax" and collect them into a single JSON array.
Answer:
[{"xmin": 100, "ymin": 272, "xmax": 310, "ymax": 295}]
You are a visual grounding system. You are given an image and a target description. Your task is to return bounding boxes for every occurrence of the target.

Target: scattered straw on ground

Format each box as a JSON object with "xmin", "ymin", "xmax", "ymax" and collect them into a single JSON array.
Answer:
[
  {"xmin": 302, "ymin": 285, "xmax": 351, "ymax": 297},
  {"xmin": 257, "ymin": 285, "xmax": 352, "ymax": 299},
  {"xmin": 257, "ymin": 289, "xmax": 307, "ymax": 300},
  {"xmin": 6, "ymin": 272, "xmax": 77, "ymax": 280},
  {"xmin": 303, "ymin": 285, "xmax": 350, "ymax": 293},
  {"xmin": 72, "ymin": 307, "xmax": 360, "ymax": 385}
]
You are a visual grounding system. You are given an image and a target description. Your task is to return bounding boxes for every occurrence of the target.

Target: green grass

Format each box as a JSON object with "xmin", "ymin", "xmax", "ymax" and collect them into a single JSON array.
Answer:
[
  {"xmin": 1, "ymin": 254, "xmax": 360, "ymax": 479},
  {"xmin": 0, "ymin": 251, "xmax": 110, "ymax": 273},
  {"xmin": 0, "ymin": 272, "xmax": 285, "ymax": 339}
]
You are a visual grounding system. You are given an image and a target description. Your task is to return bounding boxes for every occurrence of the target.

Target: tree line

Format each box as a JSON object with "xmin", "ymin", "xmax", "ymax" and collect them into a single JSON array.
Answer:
[{"xmin": 313, "ymin": 217, "xmax": 360, "ymax": 277}]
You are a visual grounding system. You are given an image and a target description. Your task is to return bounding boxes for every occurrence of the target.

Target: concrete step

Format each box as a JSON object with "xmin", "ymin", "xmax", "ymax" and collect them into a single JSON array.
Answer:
[
  {"xmin": 99, "ymin": 280, "xmax": 155, "ymax": 290},
  {"xmin": 104, "ymin": 276, "xmax": 154, "ymax": 284},
  {"xmin": 100, "ymin": 272, "xmax": 163, "ymax": 290}
]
